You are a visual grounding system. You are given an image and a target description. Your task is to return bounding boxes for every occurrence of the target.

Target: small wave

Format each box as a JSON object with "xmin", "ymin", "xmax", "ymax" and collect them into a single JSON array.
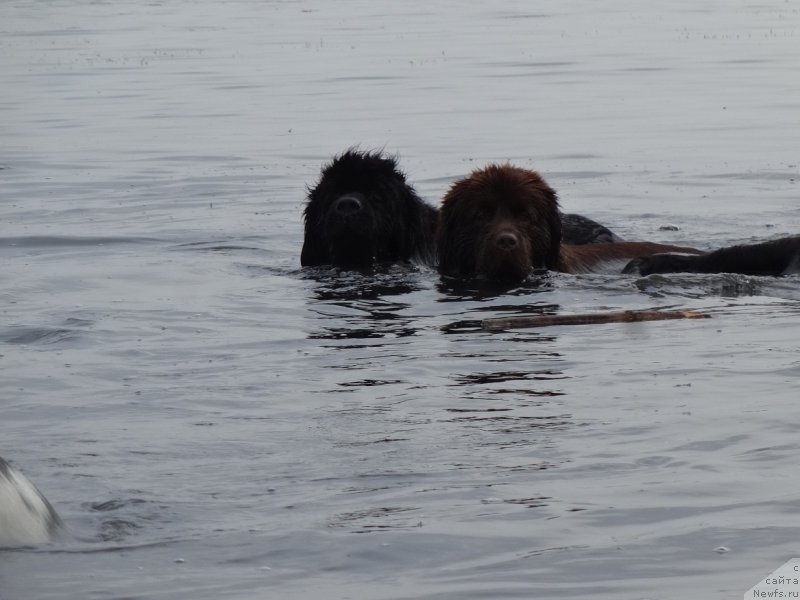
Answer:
[
  {"xmin": 328, "ymin": 506, "xmax": 421, "ymax": 534},
  {"xmin": 1, "ymin": 326, "xmax": 78, "ymax": 345},
  {"xmin": 634, "ymin": 272, "xmax": 800, "ymax": 299},
  {"xmin": 173, "ymin": 239, "xmax": 268, "ymax": 253},
  {"xmin": 0, "ymin": 236, "xmax": 160, "ymax": 249}
]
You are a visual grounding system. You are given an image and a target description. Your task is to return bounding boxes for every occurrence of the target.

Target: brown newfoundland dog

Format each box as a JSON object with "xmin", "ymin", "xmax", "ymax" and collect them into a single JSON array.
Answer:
[{"xmin": 437, "ymin": 164, "xmax": 702, "ymax": 282}]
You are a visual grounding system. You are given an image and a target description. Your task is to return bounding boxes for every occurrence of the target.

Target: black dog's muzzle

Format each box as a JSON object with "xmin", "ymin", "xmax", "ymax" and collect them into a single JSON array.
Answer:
[{"xmin": 332, "ymin": 193, "xmax": 365, "ymax": 219}]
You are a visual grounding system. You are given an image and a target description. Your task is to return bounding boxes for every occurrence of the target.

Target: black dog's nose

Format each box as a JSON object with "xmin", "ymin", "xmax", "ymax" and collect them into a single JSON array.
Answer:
[
  {"xmin": 495, "ymin": 231, "xmax": 519, "ymax": 250},
  {"xmin": 334, "ymin": 194, "xmax": 364, "ymax": 215}
]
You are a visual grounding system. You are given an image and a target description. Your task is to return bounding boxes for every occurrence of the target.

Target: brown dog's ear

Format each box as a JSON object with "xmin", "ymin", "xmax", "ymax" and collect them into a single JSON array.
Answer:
[
  {"xmin": 436, "ymin": 179, "xmax": 476, "ymax": 277},
  {"xmin": 435, "ymin": 188, "xmax": 458, "ymax": 275},
  {"xmin": 519, "ymin": 169, "xmax": 562, "ymax": 270}
]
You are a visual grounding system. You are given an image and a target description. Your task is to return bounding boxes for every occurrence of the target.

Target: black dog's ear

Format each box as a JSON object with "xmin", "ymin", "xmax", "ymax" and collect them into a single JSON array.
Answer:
[
  {"xmin": 300, "ymin": 235, "xmax": 326, "ymax": 266},
  {"xmin": 396, "ymin": 185, "xmax": 437, "ymax": 264},
  {"xmin": 300, "ymin": 203, "xmax": 329, "ymax": 266}
]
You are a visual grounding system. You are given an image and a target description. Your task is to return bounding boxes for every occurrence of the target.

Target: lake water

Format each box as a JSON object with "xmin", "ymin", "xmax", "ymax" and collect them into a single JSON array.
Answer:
[{"xmin": 2, "ymin": 1, "xmax": 800, "ymax": 598}]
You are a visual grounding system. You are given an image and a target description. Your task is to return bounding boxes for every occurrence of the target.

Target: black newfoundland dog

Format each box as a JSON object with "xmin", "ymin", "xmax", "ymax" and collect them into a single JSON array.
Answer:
[
  {"xmin": 300, "ymin": 149, "xmax": 438, "ymax": 267},
  {"xmin": 301, "ymin": 150, "xmax": 618, "ymax": 269},
  {"xmin": 437, "ymin": 164, "xmax": 702, "ymax": 282}
]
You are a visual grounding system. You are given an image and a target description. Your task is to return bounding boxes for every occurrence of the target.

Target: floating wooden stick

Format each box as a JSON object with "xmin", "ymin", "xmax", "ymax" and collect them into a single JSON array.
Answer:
[{"xmin": 481, "ymin": 309, "xmax": 709, "ymax": 332}]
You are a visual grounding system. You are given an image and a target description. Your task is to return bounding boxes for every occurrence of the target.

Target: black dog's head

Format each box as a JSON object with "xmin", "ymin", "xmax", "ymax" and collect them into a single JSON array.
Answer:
[
  {"xmin": 437, "ymin": 164, "xmax": 562, "ymax": 282},
  {"xmin": 301, "ymin": 149, "xmax": 436, "ymax": 268}
]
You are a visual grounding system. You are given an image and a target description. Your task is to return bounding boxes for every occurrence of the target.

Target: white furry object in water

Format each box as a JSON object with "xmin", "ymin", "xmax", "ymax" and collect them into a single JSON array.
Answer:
[{"xmin": 0, "ymin": 457, "xmax": 62, "ymax": 546}]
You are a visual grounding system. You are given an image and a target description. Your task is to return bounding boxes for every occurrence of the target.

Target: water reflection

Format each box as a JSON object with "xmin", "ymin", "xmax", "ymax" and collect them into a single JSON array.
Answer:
[
  {"xmin": 304, "ymin": 264, "xmax": 429, "ymax": 342},
  {"xmin": 303, "ymin": 264, "xmax": 427, "ymax": 301},
  {"xmin": 306, "ymin": 298, "xmax": 420, "ymax": 342},
  {"xmin": 328, "ymin": 505, "xmax": 421, "ymax": 534},
  {"xmin": 436, "ymin": 271, "xmax": 554, "ymax": 302},
  {"xmin": 453, "ymin": 370, "xmax": 566, "ymax": 385},
  {"xmin": 442, "ymin": 413, "xmax": 572, "ymax": 432}
]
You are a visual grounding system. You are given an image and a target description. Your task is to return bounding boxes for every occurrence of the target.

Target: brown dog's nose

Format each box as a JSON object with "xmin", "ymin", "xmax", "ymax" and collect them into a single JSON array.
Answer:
[
  {"xmin": 334, "ymin": 194, "xmax": 363, "ymax": 215},
  {"xmin": 495, "ymin": 231, "xmax": 519, "ymax": 250}
]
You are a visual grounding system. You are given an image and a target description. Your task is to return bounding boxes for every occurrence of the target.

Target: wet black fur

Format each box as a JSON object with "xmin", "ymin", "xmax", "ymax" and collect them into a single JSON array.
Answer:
[
  {"xmin": 623, "ymin": 235, "xmax": 800, "ymax": 276},
  {"xmin": 301, "ymin": 149, "xmax": 437, "ymax": 267},
  {"xmin": 560, "ymin": 212, "xmax": 618, "ymax": 245}
]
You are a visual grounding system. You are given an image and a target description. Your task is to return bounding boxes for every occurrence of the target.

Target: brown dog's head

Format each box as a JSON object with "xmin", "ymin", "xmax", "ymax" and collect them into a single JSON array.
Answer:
[{"xmin": 436, "ymin": 164, "xmax": 562, "ymax": 281}]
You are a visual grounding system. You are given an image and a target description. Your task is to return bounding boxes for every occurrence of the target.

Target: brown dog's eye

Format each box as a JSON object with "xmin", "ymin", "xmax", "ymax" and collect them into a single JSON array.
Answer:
[
  {"xmin": 508, "ymin": 206, "xmax": 533, "ymax": 223},
  {"xmin": 476, "ymin": 203, "xmax": 494, "ymax": 219}
]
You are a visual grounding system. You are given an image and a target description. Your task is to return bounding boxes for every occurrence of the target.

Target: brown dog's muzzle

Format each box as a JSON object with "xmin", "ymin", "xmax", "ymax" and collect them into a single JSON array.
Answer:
[
  {"xmin": 476, "ymin": 224, "xmax": 533, "ymax": 282},
  {"xmin": 494, "ymin": 230, "xmax": 520, "ymax": 251}
]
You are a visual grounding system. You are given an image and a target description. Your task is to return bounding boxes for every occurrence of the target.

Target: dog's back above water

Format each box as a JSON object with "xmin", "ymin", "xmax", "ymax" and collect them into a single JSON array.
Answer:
[{"xmin": 623, "ymin": 234, "xmax": 800, "ymax": 276}]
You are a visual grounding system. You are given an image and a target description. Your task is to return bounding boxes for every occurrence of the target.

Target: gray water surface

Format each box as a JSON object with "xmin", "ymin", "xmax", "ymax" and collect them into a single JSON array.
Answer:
[{"xmin": 2, "ymin": 2, "xmax": 800, "ymax": 599}]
